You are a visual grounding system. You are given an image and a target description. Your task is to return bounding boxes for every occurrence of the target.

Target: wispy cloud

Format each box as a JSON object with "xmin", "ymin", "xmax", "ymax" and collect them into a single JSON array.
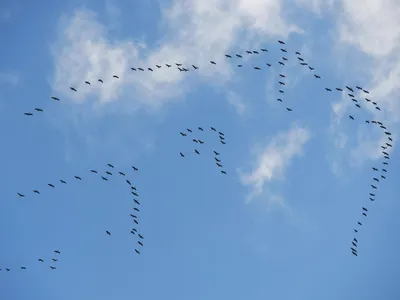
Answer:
[
  {"xmin": 0, "ymin": 72, "xmax": 19, "ymax": 86},
  {"xmin": 238, "ymin": 124, "xmax": 311, "ymax": 206},
  {"xmin": 51, "ymin": 0, "xmax": 302, "ymax": 112},
  {"xmin": 226, "ymin": 91, "xmax": 247, "ymax": 116}
]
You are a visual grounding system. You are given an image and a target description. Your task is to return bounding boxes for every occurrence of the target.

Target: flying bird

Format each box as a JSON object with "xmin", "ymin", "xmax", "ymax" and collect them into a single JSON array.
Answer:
[
  {"xmin": 113, "ymin": 75, "xmax": 119, "ymax": 79},
  {"xmin": 51, "ymin": 96, "xmax": 60, "ymax": 101},
  {"xmin": 70, "ymin": 87, "xmax": 77, "ymax": 92},
  {"xmin": 106, "ymin": 231, "xmax": 111, "ymax": 236}
]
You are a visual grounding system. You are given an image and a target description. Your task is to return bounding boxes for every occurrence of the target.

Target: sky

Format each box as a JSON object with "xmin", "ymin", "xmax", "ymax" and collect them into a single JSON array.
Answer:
[{"xmin": 0, "ymin": 0, "xmax": 399, "ymax": 299}]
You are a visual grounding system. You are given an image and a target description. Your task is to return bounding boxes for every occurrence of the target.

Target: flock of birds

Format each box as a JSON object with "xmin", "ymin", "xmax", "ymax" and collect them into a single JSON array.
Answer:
[
  {"xmin": 3, "ymin": 39, "xmax": 394, "ymax": 274},
  {"xmin": 179, "ymin": 126, "xmax": 227, "ymax": 174},
  {"xmin": 2, "ymin": 164, "xmax": 143, "ymax": 272},
  {"xmin": 0, "ymin": 250, "xmax": 61, "ymax": 272}
]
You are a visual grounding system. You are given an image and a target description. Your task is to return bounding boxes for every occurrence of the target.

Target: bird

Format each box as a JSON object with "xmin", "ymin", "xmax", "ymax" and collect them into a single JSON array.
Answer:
[
  {"xmin": 51, "ymin": 96, "xmax": 60, "ymax": 101},
  {"xmin": 236, "ymin": 54, "xmax": 243, "ymax": 58},
  {"xmin": 286, "ymin": 108, "xmax": 292, "ymax": 112},
  {"xmin": 279, "ymin": 61, "xmax": 285, "ymax": 66},
  {"xmin": 134, "ymin": 200, "xmax": 140, "ymax": 205},
  {"xmin": 138, "ymin": 234, "xmax": 144, "ymax": 239},
  {"xmin": 166, "ymin": 64, "xmax": 172, "ymax": 68},
  {"xmin": 34, "ymin": 108, "xmax": 43, "ymax": 112},
  {"xmin": 138, "ymin": 241, "xmax": 144, "ymax": 246},
  {"xmin": 132, "ymin": 192, "xmax": 139, "ymax": 197},
  {"xmin": 345, "ymin": 86, "xmax": 354, "ymax": 92},
  {"xmin": 106, "ymin": 171, "xmax": 112, "ymax": 176},
  {"xmin": 358, "ymin": 222, "xmax": 362, "ymax": 226},
  {"xmin": 107, "ymin": 164, "xmax": 114, "ymax": 168},
  {"xmin": 372, "ymin": 167, "xmax": 378, "ymax": 171},
  {"xmin": 254, "ymin": 66, "xmax": 261, "ymax": 70},
  {"xmin": 261, "ymin": 48, "xmax": 268, "ymax": 52},
  {"xmin": 52, "ymin": 259, "xmax": 58, "ymax": 262},
  {"xmin": 119, "ymin": 172, "xmax": 126, "ymax": 176},
  {"xmin": 266, "ymin": 63, "xmax": 272, "ymax": 67},
  {"xmin": 38, "ymin": 259, "xmax": 44, "ymax": 262},
  {"xmin": 194, "ymin": 149, "xmax": 200, "ymax": 155},
  {"xmin": 279, "ymin": 81, "xmax": 286, "ymax": 86},
  {"xmin": 126, "ymin": 180, "xmax": 131, "ymax": 185},
  {"xmin": 214, "ymin": 157, "xmax": 221, "ymax": 162},
  {"xmin": 134, "ymin": 208, "xmax": 139, "ymax": 212},
  {"xmin": 279, "ymin": 74, "xmax": 286, "ymax": 78},
  {"xmin": 193, "ymin": 139, "xmax": 199, "ymax": 143},
  {"xmin": 180, "ymin": 132, "xmax": 187, "ymax": 137},
  {"xmin": 349, "ymin": 115, "xmax": 355, "ymax": 120},
  {"xmin": 336, "ymin": 88, "xmax": 343, "ymax": 91},
  {"xmin": 353, "ymin": 238, "xmax": 358, "ymax": 243},
  {"xmin": 135, "ymin": 249, "xmax": 140, "ymax": 254},
  {"xmin": 221, "ymin": 170, "xmax": 227, "ymax": 174},
  {"xmin": 85, "ymin": 81, "xmax": 90, "ymax": 85},
  {"xmin": 50, "ymin": 266, "xmax": 56, "ymax": 270},
  {"xmin": 277, "ymin": 98, "xmax": 283, "ymax": 102},
  {"xmin": 90, "ymin": 169, "xmax": 98, "ymax": 173},
  {"xmin": 362, "ymin": 212, "xmax": 367, "ymax": 217},
  {"xmin": 225, "ymin": 54, "xmax": 232, "ymax": 58},
  {"xmin": 101, "ymin": 176, "xmax": 108, "ymax": 181},
  {"xmin": 48, "ymin": 184, "xmax": 55, "ymax": 188},
  {"xmin": 70, "ymin": 87, "xmax": 77, "ymax": 92},
  {"xmin": 297, "ymin": 57, "xmax": 304, "ymax": 61},
  {"xmin": 98, "ymin": 79, "xmax": 103, "ymax": 83},
  {"xmin": 210, "ymin": 61, "xmax": 216, "ymax": 65},
  {"xmin": 314, "ymin": 74, "xmax": 321, "ymax": 79},
  {"xmin": 198, "ymin": 127, "xmax": 203, "ymax": 131},
  {"xmin": 54, "ymin": 250, "xmax": 61, "ymax": 254},
  {"xmin": 113, "ymin": 75, "xmax": 119, "ymax": 79},
  {"xmin": 33, "ymin": 190, "xmax": 40, "ymax": 194},
  {"xmin": 371, "ymin": 185, "xmax": 377, "ymax": 189},
  {"xmin": 132, "ymin": 166, "xmax": 139, "ymax": 171},
  {"xmin": 17, "ymin": 193, "xmax": 25, "ymax": 197},
  {"xmin": 325, "ymin": 88, "xmax": 332, "ymax": 92},
  {"xmin": 216, "ymin": 163, "xmax": 223, "ymax": 167},
  {"xmin": 214, "ymin": 151, "xmax": 220, "ymax": 155},
  {"xmin": 280, "ymin": 49, "xmax": 287, "ymax": 53},
  {"xmin": 156, "ymin": 65, "xmax": 162, "ymax": 68},
  {"xmin": 130, "ymin": 214, "xmax": 137, "ymax": 218},
  {"xmin": 253, "ymin": 51, "xmax": 259, "ymax": 54},
  {"xmin": 278, "ymin": 40, "xmax": 285, "ymax": 44},
  {"xmin": 24, "ymin": 112, "xmax": 33, "ymax": 116},
  {"xmin": 180, "ymin": 152, "xmax": 185, "ymax": 158},
  {"xmin": 192, "ymin": 65, "xmax": 198, "ymax": 70},
  {"xmin": 106, "ymin": 231, "xmax": 111, "ymax": 236},
  {"xmin": 74, "ymin": 176, "xmax": 82, "ymax": 180},
  {"xmin": 60, "ymin": 180, "xmax": 67, "ymax": 184}
]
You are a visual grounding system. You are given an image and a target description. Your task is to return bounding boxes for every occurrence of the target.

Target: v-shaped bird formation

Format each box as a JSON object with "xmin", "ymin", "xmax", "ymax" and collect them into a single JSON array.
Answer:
[{"xmin": 179, "ymin": 126, "xmax": 228, "ymax": 175}]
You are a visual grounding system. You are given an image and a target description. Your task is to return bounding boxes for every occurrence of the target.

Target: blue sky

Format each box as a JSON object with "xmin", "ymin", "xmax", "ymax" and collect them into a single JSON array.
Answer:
[{"xmin": 1, "ymin": 0, "xmax": 400, "ymax": 299}]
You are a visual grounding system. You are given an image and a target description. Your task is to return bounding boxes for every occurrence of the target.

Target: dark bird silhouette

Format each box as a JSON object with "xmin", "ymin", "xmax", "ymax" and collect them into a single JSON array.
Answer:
[
  {"xmin": 325, "ymin": 88, "xmax": 332, "ymax": 92},
  {"xmin": 210, "ymin": 61, "xmax": 216, "ymax": 65},
  {"xmin": 33, "ymin": 190, "xmax": 40, "ymax": 194},
  {"xmin": 314, "ymin": 74, "xmax": 321, "ymax": 79},
  {"xmin": 38, "ymin": 259, "xmax": 44, "ymax": 262},
  {"xmin": 134, "ymin": 208, "xmax": 139, "ymax": 212},
  {"xmin": 156, "ymin": 65, "xmax": 161, "ymax": 68},
  {"xmin": 346, "ymin": 86, "xmax": 354, "ymax": 92},
  {"xmin": 225, "ymin": 54, "xmax": 232, "ymax": 58},
  {"xmin": 132, "ymin": 166, "xmax": 139, "ymax": 171},
  {"xmin": 280, "ymin": 49, "xmax": 287, "ymax": 53},
  {"xmin": 113, "ymin": 75, "xmax": 119, "ymax": 79},
  {"xmin": 134, "ymin": 200, "xmax": 140, "ymax": 205},
  {"xmin": 107, "ymin": 164, "xmax": 114, "ymax": 168},
  {"xmin": 135, "ymin": 249, "xmax": 140, "ymax": 254},
  {"xmin": 24, "ymin": 112, "xmax": 33, "ymax": 116},
  {"xmin": 74, "ymin": 176, "xmax": 82, "ymax": 180},
  {"xmin": 34, "ymin": 108, "xmax": 43, "ymax": 112},
  {"xmin": 254, "ymin": 66, "xmax": 261, "ymax": 70},
  {"xmin": 282, "ymin": 57, "xmax": 288, "ymax": 61},
  {"xmin": 180, "ymin": 152, "xmax": 185, "ymax": 158},
  {"xmin": 349, "ymin": 115, "xmax": 354, "ymax": 120},
  {"xmin": 381, "ymin": 175, "xmax": 386, "ymax": 179},
  {"xmin": 371, "ymin": 185, "xmax": 377, "ymax": 189},
  {"xmin": 253, "ymin": 51, "xmax": 259, "ymax": 54},
  {"xmin": 106, "ymin": 231, "xmax": 111, "ymax": 236},
  {"xmin": 195, "ymin": 149, "xmax": 200, "ymax": 155},
  {"xmin": 138, "ymin": 68, "xmax": 144, "ymax": 71},
  {"xmin": 221, "ymin": 170, "xmax": 227, "ymax": 174},
  {"xmin": 384, "ymin": 156, "xmax": 390, "ymax": 159},
  {"xmin": 308, "ymin": 66, "xmax": 314, "ymax": 70},
  {"xmin": 362, "ymin": 212, "xmax": 367, "ymax": 217},
  {"xmin": 279, "ymin": 90, "xmax": 284, "ymax": 93},
  {"xmin": 198, "ymin": 127, "xmax": 203, "ymax": 131},
  {"xmin": 236, "ymin": 54, "xmax": 243, "ymax": 58},
  {"xmin": 261, "ymin": 48, "xmax": 268, "ymax": 52},
  {"xmin": 85, "ymin": 81, "xmax": 90, "ymax": 85},
  {"xmin": 214, "ymin": 151, "xmax": 220, "ymax": 155},
  {"xmin": 279, "ymin": 61, "xmax": 285, "ymax": 66},
  {"xmin": 279, "ymin": 81, "xmax": 286, "ymax": 85},
  {"xmin": 382, "ymin": 151, "xmax": 389, "ymax": 156},
  {"xmin": 372, "ymin": 167, "xmax": 378, "ymax": 171},
  {"xmin": 266, "ymin": 63, "xmax": 272, "ymax": 67},
  {"xmin": 51, "ymin": 96, "xmax": 60, "ymax": 101},
  {"xmin": 52, "ymin": 259, "xmax": 58, "ymax": 262},
  {"xmin": 199, "ymin": 140, "xmax": 204, "ymax": 144},
  {"xmin": 180, "ymin": 132, "xmax": 187, "ymax": 137},
  {"xmin": 60, "ymin": 180, "xmax": 67, "ymax": 184},
  {"xmin": 126, "ymin": 180, "xmax": 131, "ymax": 185},
  {"xmin": 210, "ymin": 127, "xmax": 216, "ymax": 132},
  {"xmin": 277, "ymin": 98, "xmax": 283, "ymax": 102},
  {"xmin": 363, "ymin": 90, "xmax": 370, "ymax": 94},
  {"xmin": 246, "ymin": 50, "xmax": 252, "ymax": 54},
  {"xmin": 193, "ymin": 139, "xmax": 199, "ymax": 143},
  {"xmin": 101, "ymin": 176, "xmax": 108, "ymax": 181},
  {"xmin": 132, "ymin": 192, "xmax": 139, "ymax": 197},
  {"xmin": 90, "ymin": 169, "xmax": 98, "ymax": 173},
  {"xmin": 356, "ymin": 86, "xmax": 362, "ymax": 90},
  {"xmin": 382, "ymin": 169, "xmax": 387, "ymax": 172},
  {"xmin": 297, "ymin": 57, "xmax": 304, "ymax": 61},
  {"xmin": 286, "ymin": 108, "xmax": 292, "ymax": 112},
  {"xmin": 134, "ymin": 220, "xmax": 139, "ymax": 225},
  {"xmin": 54, "ymin": 250, "xmax": 61, "ymax": 254},
  {"xmin": 354, "ymin": 238, "xmax": 358, "ymax": 243},
  {"xmin": 354, "ymin": 229, "xmax": 358, "ymax": 233},
  {"xmin": 370, "ymin": 193, "xmax": 375, "ymax": 197},
  {"xmin": 119, "ymin": 172, "xmax": 125, "ymax": 176},
  {"xmin": 192, "ymin": 65, "xmax": 198, "ymax": 70},
  {"xmin": 166, "ymin": 64, "xmax": 172, "ymax": 68},
  {"xmin": 138, "ymin": 241, "xmax": 143, "ymax": 246},
  {"xmin": 131, "ymin": 68, "xmax": 136, "ymax": 71},
  {"xmin": 300, "ymin": 62, "xmax": 308, "ymax": 66},
  {"xmin": 50, "ymin": 266, "xmax": 56, "ymax": 270},
  {"xmin": 358, "ymin": 222, "xmax": 362, "ymax": 226},
  {"xmin": 384, "ymin": 131, "xmax": 392, "ymax": 136},
  {"xmin": 352, "ymin": 242, "xmax": 357, "ymax": 247},
  {"xmin": 130, "ymin": 214, "xmax": 137, "ymax": 218},
  {"xmin": 336, "ymin": 88, "xmax": 343, "ymax": 91},
  {"xmin": 138, "ymin": 234, "xmax": 144, "ymax": 239},
  {"xmin": 70, "ymin": 87, "xmax": 77, "ymax": 92},
  {"xmin": 279, "ymin": 74, "xmax": 286, "ymax": 78},
  {"xmin": 17, "ymin": 193, "xmax": 25, "ymax": 197},
  {"xmin": 48, "ymin": 184, "xmax": 55, "ymax": 188},
  {"xmin": 214, "ymin": 157, "xmax": 221, "ymax": 162},
  {"xmin": 352, "ymin": 252, "xmax": 358, "ymax": 256},
  {"xmin": 348, "ymin": 94, "xmax": 355, "ymax": 98},
  {"xmin": 278, "ymin": 40, "xmax": 285, "ymax": 44},
  {"xmin": 98, "ymin": 79, "xmax": 103, "ymax": 83},
  {"xmin": 105, "ymin": 171, "xmax": 112, "ymax": 176}
]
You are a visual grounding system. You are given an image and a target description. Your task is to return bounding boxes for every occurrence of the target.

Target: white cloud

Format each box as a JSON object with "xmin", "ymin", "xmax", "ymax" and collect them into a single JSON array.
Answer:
[
  {"xmin": 51, "ymin": 0, "xmax": 303, "ymax": 111},
  {"xmin": 226, "ymin": 91, "xmax": 247, "ymax": 116},
  {"xmin": 239, "ymin": 125, "xmax": 311, "ymax": 205},
  {"xmin": 294, "ymin": 0, "xmax": 336, "ymax": 16},
  {"xmin": 325, "ymin": 0, "xmax": 400, "ymax": 169}
]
